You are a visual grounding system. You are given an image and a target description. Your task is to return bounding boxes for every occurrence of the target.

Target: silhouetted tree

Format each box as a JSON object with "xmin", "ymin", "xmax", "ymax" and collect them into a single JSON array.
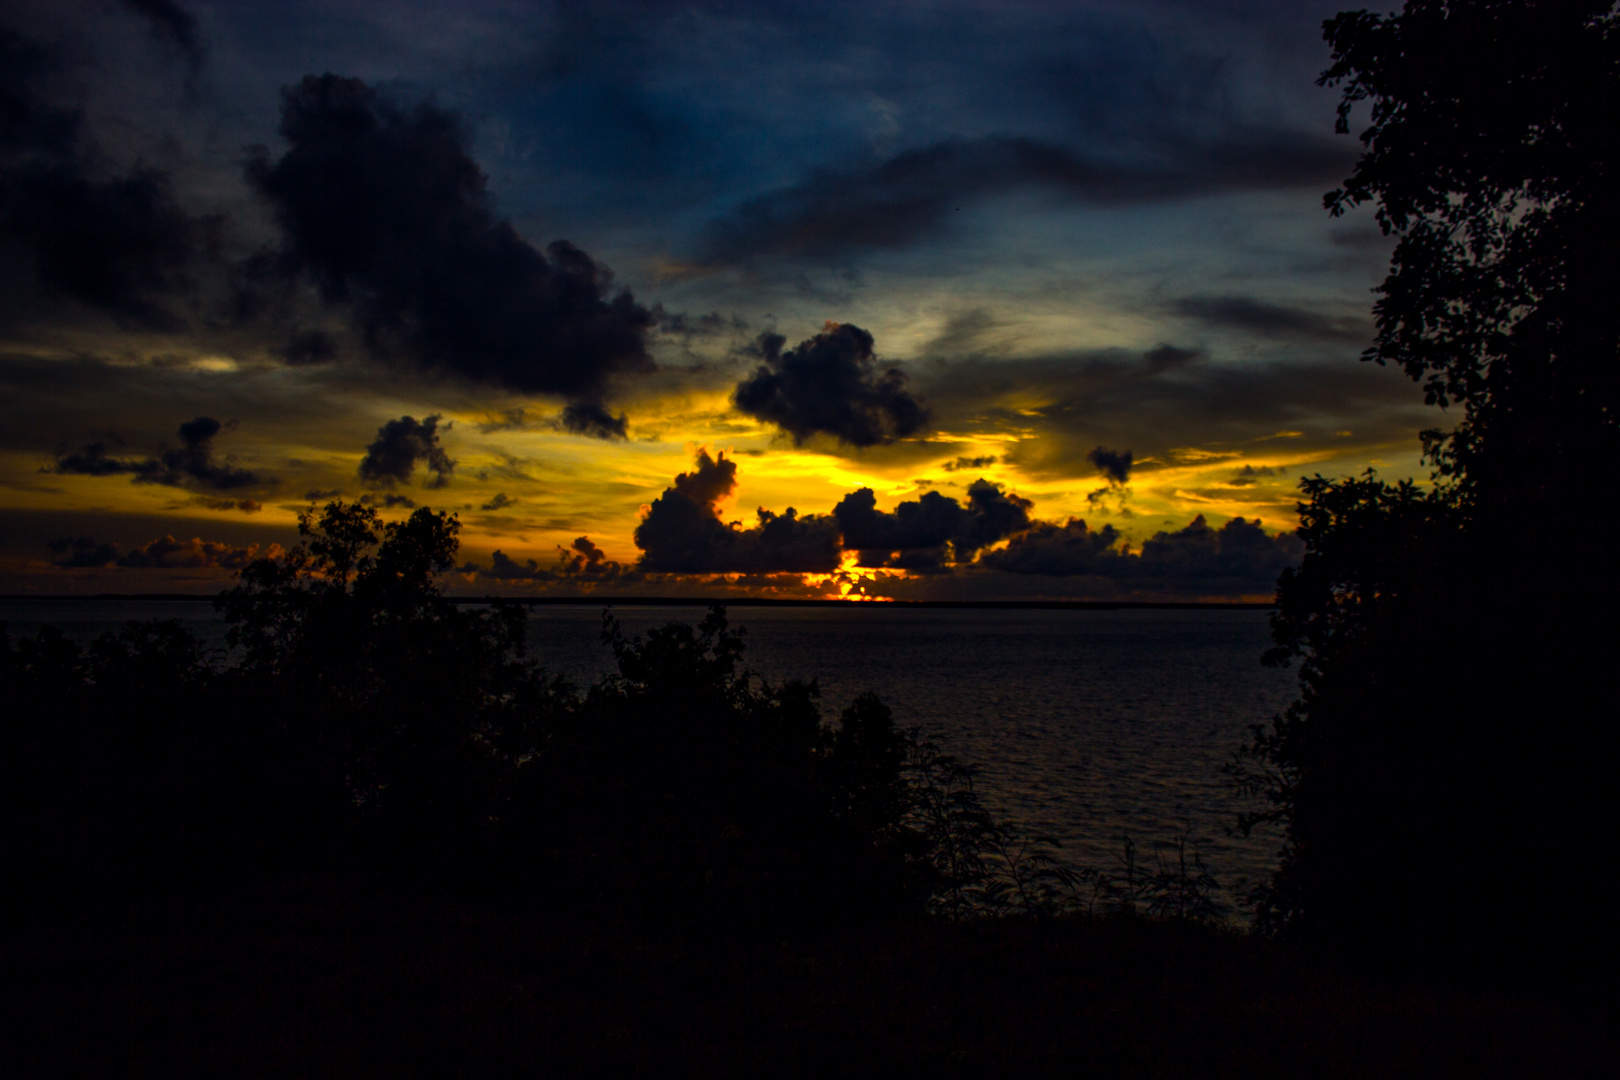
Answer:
[
  {"xmin": 215, "ymin": 501, "xmax": 544, "ymax": 879},
  {"xmin": 1236, "ymin": 1, "xmax": 1619, "ymax": 971}
]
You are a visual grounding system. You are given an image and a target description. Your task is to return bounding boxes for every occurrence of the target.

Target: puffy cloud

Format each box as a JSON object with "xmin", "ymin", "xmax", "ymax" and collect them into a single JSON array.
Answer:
[
  {"xmin": 983, "ymin": 514, "xmax": 1302, "ymax": 594},
  {"xmin": 358, "ymin": 414, "xmax": 454, "ymax": 488},
  {"xmin": 1134, "ymin": 514, "xmax": 1303, "ymax": 585},
  {"xmin": 480, "ymin": 550, "xmax": 558, "ymax": 582},
  {"xmin": 1086, "ymin": 446, "xmax": 1133, "ymax": 485},
  {"xmin": 733, "ymin": 323, "xmax": 927, "ymax": 447},
  {"xmin": 634, "ymin": 449, "xmax": 842, "ymax": 573},
  {"xmin": 557, "ymin": 535, "xmax": 626, "ymax": 581},
  {"xmin": 245, "ymin": 74, "xmax": 655, "ymax": 401},
  {"xmin": 469, "ymin": 535, "xmax": 627, "ymax": 583},
  {"xmin": 979, "ymin": 518, "xmax": 1126, "ymax": 577},
  {"xmin": 832, "ymin": 479, "xmax": 1032, "ymax": 569},
  {"xmin": 557, "ymin": 401, "xmax": 628, "ymax": 440},
  {"xmin": 52, "ymin": 417, "xmax": 259, "ymax": 491}
]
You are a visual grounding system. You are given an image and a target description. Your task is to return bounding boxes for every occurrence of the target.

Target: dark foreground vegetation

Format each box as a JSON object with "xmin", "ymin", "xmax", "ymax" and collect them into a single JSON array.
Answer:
[
  {"xmin": 4, "ymin": 500, "xmax": 1616, "ymax": 1074},
  {"xmin": 1227, "ymin": 0, "xmax": 1620, "ymax": 980}
]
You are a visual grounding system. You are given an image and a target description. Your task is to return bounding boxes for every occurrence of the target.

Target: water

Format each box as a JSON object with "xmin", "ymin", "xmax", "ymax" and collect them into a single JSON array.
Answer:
[{"xmin": 1, "ymin": 599, "xmax": 1298, "ymax": 904}]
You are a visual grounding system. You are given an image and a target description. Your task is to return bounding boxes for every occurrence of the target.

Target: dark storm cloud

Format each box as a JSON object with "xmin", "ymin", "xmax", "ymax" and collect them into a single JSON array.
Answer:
[
  {"xmin": 358, "ymin": 415, "xmax": 454, "ymax": 489},
  {"xmin": 832, "ymin": 479, "xmax": 1033, "ymax": 570},
  {"xmin": 1086, "ymin": 446, "xmax": 1133, "ymax": 484},
  {"xmin": 1134, "ymin": 515, "xmax": 1302, "ymax": 583},
  {"xmin": 113, "ymin": 0, "xmax": 204, "ymax": 69},
  {"xmin": 0, "ymin": 27, "xmax": 214, "ymax": 332},
  {"xmin": 978, "ymin": 518, "xmax": 1124, "ymax": 577},
  {"xmin": 699, "ymin": 131, "xmax": 1351, "ymax": 264},
  {"xmin": 47, "ymin": 533, "xmax": 278, "ymax": 570},
  {"xmin": 51, "ymin": 417, "xmax": 259, "ymax": 491},
  {"xmin": 634, "ymin": 450, "xmax": 842, "ymax": 573},
  {"xmin": 733, "ymin": 323, "xmax": 928, "ymax": 446},
  {"xmin": 275, "ymin": 329, "xmax": 339, "ymax": 366},
  {"xmin": 558, "ymin": 401, "xmax": 629, "ymax": 440},
  {"xmin": 983, "ymin": 513, "xmax": 1302, "ymax": 593},
  {"xmin": 1172, "ymin": 295, "xmax": 1370, "ymax": 343},
  {"xmin": 47, "ymin": 536, "xmax": 121, "ymax": 568},
  {"xmin": 245, "ymin": 74, "xmax": 655, "ymax": 400}
]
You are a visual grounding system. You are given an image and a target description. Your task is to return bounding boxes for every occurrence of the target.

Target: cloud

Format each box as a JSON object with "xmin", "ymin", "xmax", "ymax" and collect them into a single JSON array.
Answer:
[
  {"xmin": 978, "ymin": 518, "xmax": 1126, "ymax": 577},
  {"xmin": 51, "ymin": 417, "xmax": 259, "ymax": 491},
  {"xmin": 358, "ymin": 492, "xmax": 417, "ymax": 509},
  {"xmin": 275, "ymin": 329, "xmax": 339, "ymax": 365},
  {"xmin": 196, "ymin": 497, "xmax": 263, "ymax": 513},
  {"xmin": 832, "ymin": 479, "xmax": 1033, "ymax": 569},
  {"xmin": 557, "ymin": 401, "xmax": 629, "ymax": 440},
  {"xmin": 634, "ymin": 449, "xmax": 842, "ymax": 573},
  {"xmin": 358, "ymin": 414, "xmax": 454, "ymax": 488},
  {"xmin": 918, "ymin": 345, "xmax": 1430, "ymax": 481},
  {"xmin": 557, "ymin": 535, "xmax": 626, "ymax": 580},
  {"xmin": 1087, "ymin": 446, "xmax": 1133, "ymax": 484},
  {"xmin": 475, "ymin": 408, "xmax": 531, "ymax": 434},
  {"xmin": 983, "ymin": 513, "xmax": 1302, "ymax": 594},
  {"xmin": 698, "ymin": 131, "xmax": 1352, "ymax": 264},
  {"xmin": 733, "ymin": 323, "xmax": 928, "ymax": 446},
  {"xmin": 1171, "ymin": 296, "xmax": 1370, "ymax": 343},
  {"xmin": 115, "ymin": 535, "xmax": 280, "ymax": 569},
  {"xmin": 480, "ymin": 493, "xmax": 515, "ymax": 512},
  {"xmin": 942, "ymin": 455, "xmax": 997, "ymax": 472},
  {"xmin": 114, "ymin": 0, "xmax": 204, "ymax": 70},
  {"xmin": 1134, "ymin": 514, "xmax": 1302, "ymax": 585},
  {"xmin": 245, "ymin": 74, "xmax": 655, "ymax": 400},
  {"xmin": 469, "ymin": 535, "xmax": 629, "ymax": 583},
  {"xmin": 47, "ymin": 533, "xmax": 281, "ymax": 570},
  {"xmin": 47, "ymin": 536, "xmax": 121, "ymax": 568},
  {"xmin": 480, "ymin": 549, "xmax": 559, "ymax": 582},
  {"xmin": 0, "ymin": 27, "xmax": 213, "ymax": 331}
]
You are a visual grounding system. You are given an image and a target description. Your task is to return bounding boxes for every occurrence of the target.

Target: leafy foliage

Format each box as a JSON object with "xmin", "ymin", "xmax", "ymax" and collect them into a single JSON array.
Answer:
[{"xmin": 1234, "ymin": 1, "xmax": 1619, "ymax": 969}]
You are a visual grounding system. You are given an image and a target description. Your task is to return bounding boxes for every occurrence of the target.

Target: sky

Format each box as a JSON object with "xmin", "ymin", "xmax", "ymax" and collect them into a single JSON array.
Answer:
[{"xmin": 0, "ymin": 0, "xmax": 1434, "ymax": 601}]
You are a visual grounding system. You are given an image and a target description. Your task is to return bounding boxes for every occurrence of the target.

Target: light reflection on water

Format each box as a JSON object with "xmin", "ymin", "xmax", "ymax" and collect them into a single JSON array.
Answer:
[{"xmin": 2, "ymin": 599, "xmax": 1296, "ymax": 907}]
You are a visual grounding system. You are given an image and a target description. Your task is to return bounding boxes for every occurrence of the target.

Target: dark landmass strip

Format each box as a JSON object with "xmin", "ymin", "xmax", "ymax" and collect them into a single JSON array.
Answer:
[{"xmin": 0, "ymin": 593, "xmax": 1275, "ymax": 610}]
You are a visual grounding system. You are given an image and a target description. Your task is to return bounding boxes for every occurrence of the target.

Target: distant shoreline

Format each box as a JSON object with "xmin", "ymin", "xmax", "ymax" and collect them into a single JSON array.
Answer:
[{"xmin": 0, "ymin": 593, "xmax": 1275, "ymax": 610}]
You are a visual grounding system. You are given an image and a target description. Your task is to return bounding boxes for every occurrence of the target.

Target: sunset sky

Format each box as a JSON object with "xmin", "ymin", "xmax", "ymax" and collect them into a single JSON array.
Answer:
[{"xmin": 0, "ymin": 0, "xmax": 1433, "ymax": 601}]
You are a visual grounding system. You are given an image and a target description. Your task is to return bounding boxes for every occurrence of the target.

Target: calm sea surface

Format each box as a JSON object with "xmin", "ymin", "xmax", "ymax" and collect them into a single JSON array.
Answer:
[{"xmin": 1, "ymin": 599, "xmax": 1298, "ymax": 906}]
